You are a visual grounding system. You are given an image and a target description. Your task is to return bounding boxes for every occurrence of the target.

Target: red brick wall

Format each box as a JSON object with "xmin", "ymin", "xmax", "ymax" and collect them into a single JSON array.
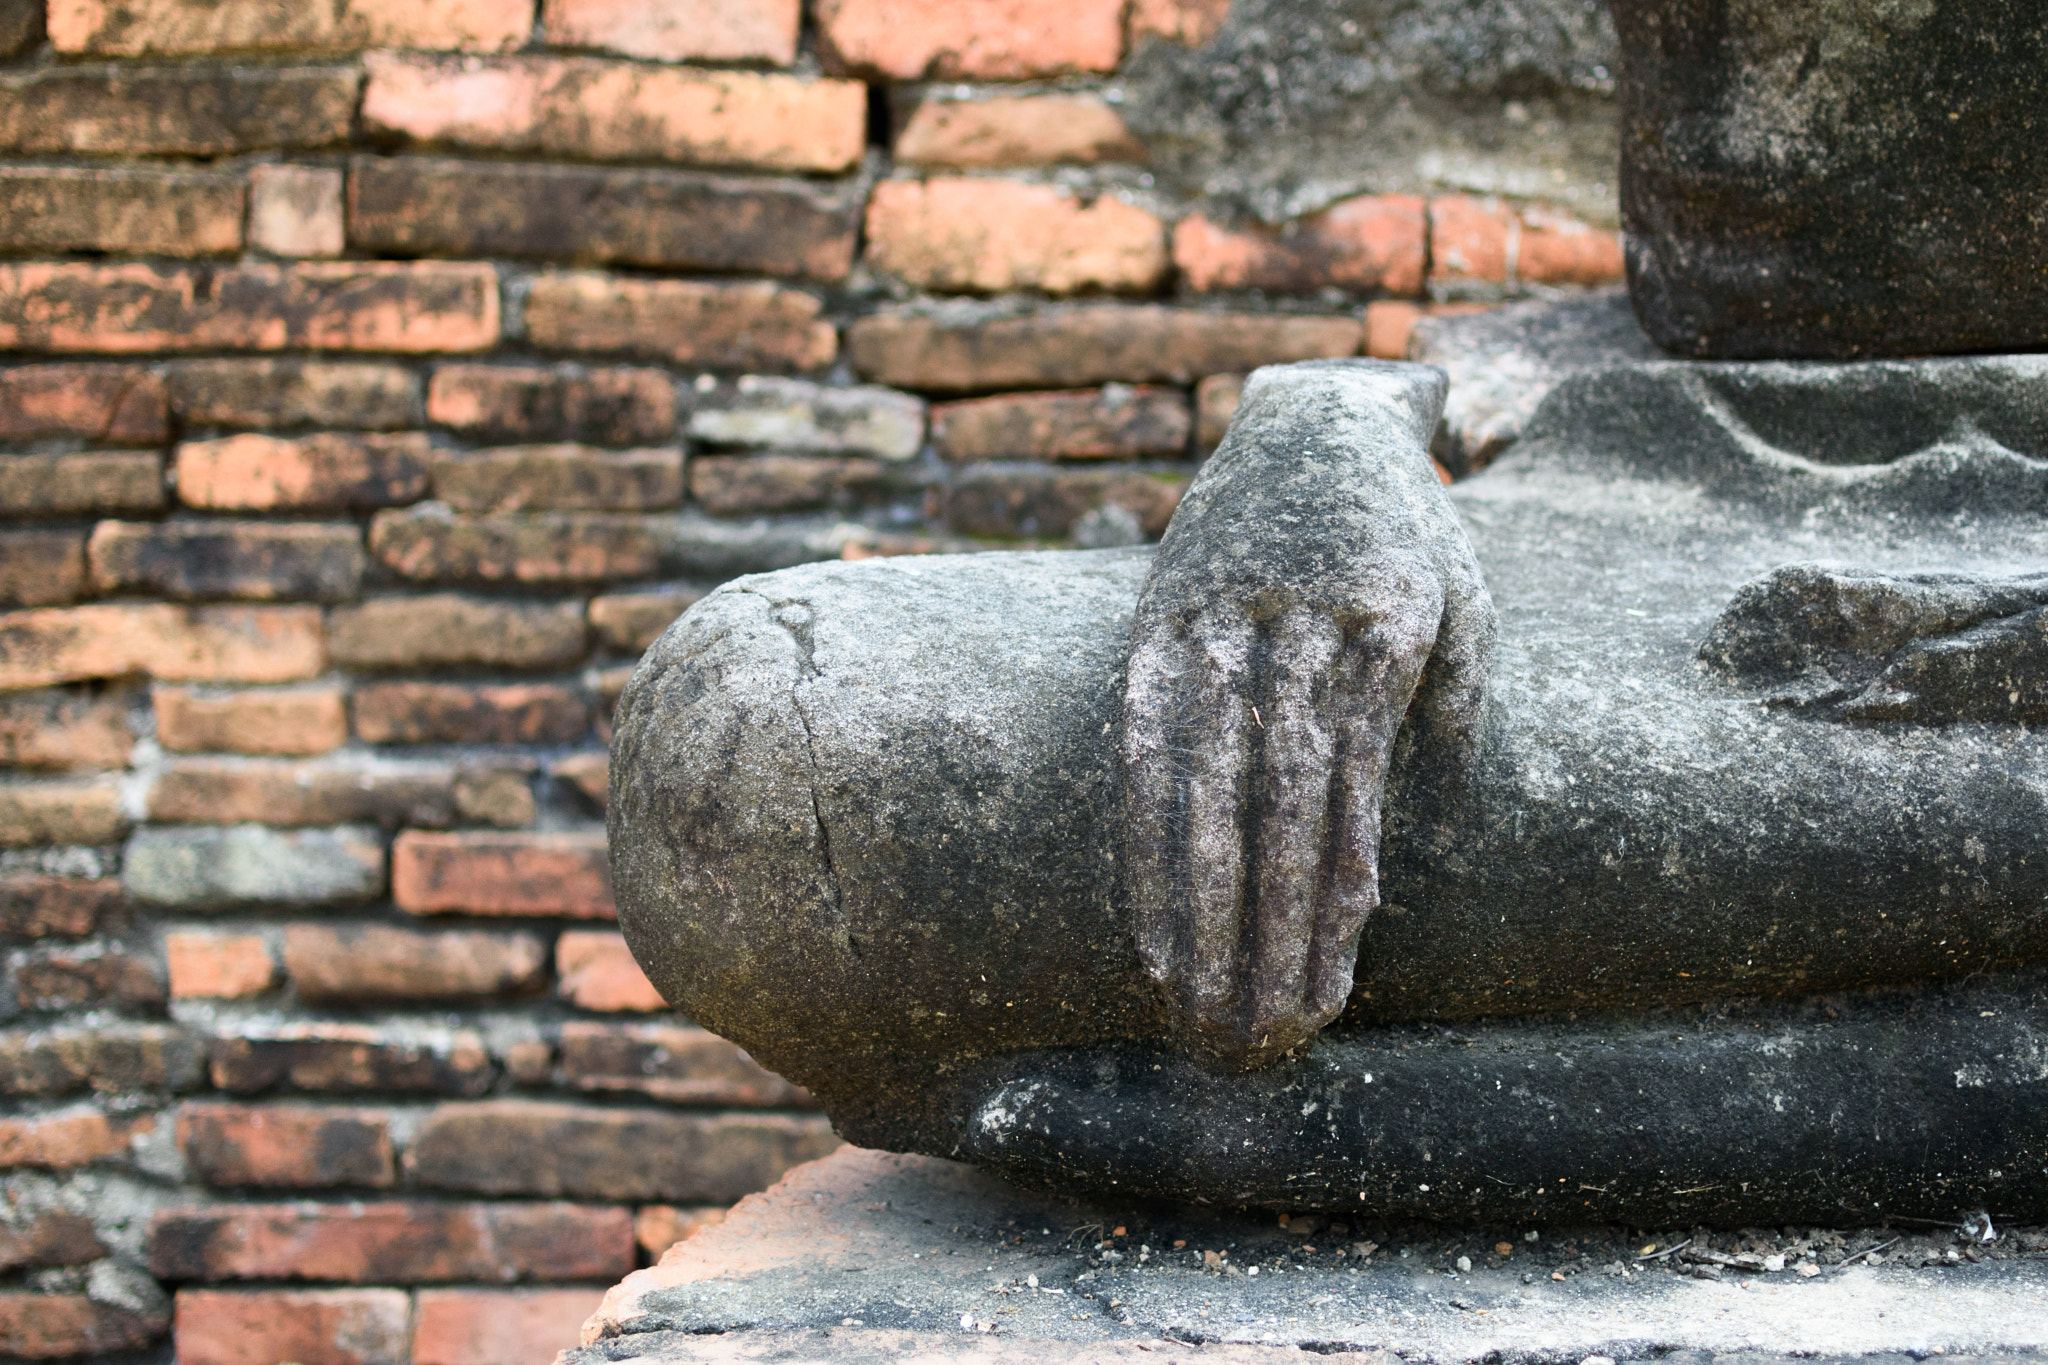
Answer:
[{"xmin": 0, "ymin": 1, "xmax": 1622, "ymax": 1361}]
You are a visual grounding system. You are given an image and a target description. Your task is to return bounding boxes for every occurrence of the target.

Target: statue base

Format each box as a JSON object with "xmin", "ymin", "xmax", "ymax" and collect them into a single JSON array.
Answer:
[{"xmin": 571, "ymin": 1149, "xmax": 2048, "ymax": 1363}]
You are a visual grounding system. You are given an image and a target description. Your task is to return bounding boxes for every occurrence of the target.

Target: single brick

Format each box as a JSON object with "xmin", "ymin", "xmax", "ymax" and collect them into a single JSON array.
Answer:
[
  {"xmin": 1517, "ymin": 204, "xmax": 1625, "ymax": 287},
  {"xmin": 558, "ymin": 1022, "xmax": 813, "ymax": 1106},
  {"xmin": 502, "ymin": 1040, "xmax": 554, "ymax": 1087},
  {"xmin": 431, "ymin": 445, "xmax": 683, "ymax": 513},
  {"xmin": 1173, "ymin": 195, "xmax": 1428, "ymax": 296},
  {"xmin": 0, "ymin": 1212, "xmax": 104, "ymax": 1273},
  {"xmin": 938, "ymin": 464, "xmax": 1187, "ymax": 539},
  {"xmin": 0, "ymin": 0, "xmax": 39, "ymax": 55},
  {"xmin": 542, "ymin": 0, "xmax": 796, "ymax": 63},
  {"xmin": 0, "ymin": 166, "xmax": 243, "ymax": 256},
  {"xmin": 633, "ymin": 1205, "xmax": 725, "ymax": 1257},
  {"xmin": 367, "ymin": 507, "xmax": 664, "ymax": 585},
  {"xmin": 1194, "ymin": 372, "xmax": 1243, "ymax": 449},
  {"xmin": 393, "ymin": 830, "xmax": 613, "ymax": 919},
  {"xmin": 1428, "ymin": 194, "xmax": 1513, "ymax": 290},
  {"xmin": 554, "ymin": 932, "xmax": 661, "ymax": 1012},
  {"xmin": 0, "ymin": 778, "xmax": 128, "ymax": 848},
  {"xmin": 818, "ymin": 0, "xmax": 1123, "ymax": 79},
  {"xmin": 0, "ymin": 603, "xmax": 324, "ymax": 689},
  {"xmin": 13, "ymin": 944, "xmax": 165, "ymax": 1010},
  {"xmin": 865, "ymin": 179, "xmax": 1166, "ymax": 296},
  {"xmin": 0, "ymin": 453, "xmax": 165, "ymax": 518},
  {"xmin": 284, "ymin": 924, "xmax": 547, "ymax": 1004},
  {"xmin": 933, "ymin": 385, "xmax": 1190, "ymax": 461},
  {"xmin": 0, "ymin": 689, "xmax": 131, "ymax": 771},
  {"xmin": 0, "ymin": 1023, "xmax": 202, "ymax": 1096},
  {"xmin": 524, "ymin": 273, "xmax": 835, "ymax": 372},
  {"xmin": 248, "ymin": 165, "xmax": 344, "ymax": 258},
  {"xmin": 688, "ymin": 455, "xmax": 885, "ymax": 515},
  {"xmin": 407, "ymin": 1101, "xmax": 839, "ymax": 1202},
  {"xmin": 122, "ymin": 825, "xmax": 385, "ymax": 908},
  {"xmin": 175, "ymin": 433, "xmax": 431, "ymax": 511},
  {"xmin": 587, "ymin": 590, "xmax": 697, "ymax": 652},
  {"xmin": 0, "ymin": 876, "xmax": 120, "ymax": 940},
  {"xmin": 0, "ymin": 1106, "xmax": 148, "ymax": 1169},
  {"xmin": 848, "ymin": 305, "xmax": 1362, "ymax": 390},
  {"xmin": 48, "ymin": 0, "xmax": 531, "ymax": 54},
  {"xmin": 177, "ymin": 1103, "xmax": 395, "ymax": 1189},
  {"xmin": 146, "ymin": 758, "xmax": 457, "ymax": 827},
  {"xmin": 428, "ymin": 364, "xmax": 675, "ymax": 447},
  {"xmin": 87, "ymin": 520, "xmax": 365, "ymax": 602},
  {"xmin": 174, "ymin": 1289, "xmax": 408, "ymax": 1365},
  {"xmin": 0, "ymin": 531, "xmax": 88, "ymax": 609},
  {"xmin": 895, "ymin": 93, "xmax": 1144, "ymax": 168},
  {"xmin": 0, "ymin": 65, "xmax": 358, "ymax": 157},
  {"xmin": 327, "ymin": 596, "xmax": 586, "ymax": 671},
  {"xmin": 410, "ymin": 1289, "xmax": 596, "ymax": 1365},
  {"xmin": 0, "ymin": 261, "xmax": 498, "ymax": 354},
  {"xmin": 0, "ymin": 1294, "xmax": 166, "ymax": 1358},
  {"xmin": 362, "ymin": 54, "xmax": 865, "ymax": 174},
  {"xmin": 352, "ymin": 682, "xmax": 588, "ymax": 746},
  {"xmin": 549, "ymin": 752, "xmax": 608, "ymax": 809},
  {"xmin": 686, "ymin": 376, "xmax": 926, "ymax": 462},
  {"xmin": 169, "ymin": 360, "xmax": 422, "ymax": 432},
  {"xmin": 349, "ymin": 158, "xmax": 859, "ymax": 281},
  {"xmin": 153, "ymin": 685, "xmax": 348, "ymax": 756},
  {"xmin": 1364, "ymin": 299, "xmax": 1424, "ymax": 360},
  {"xmin": 451, "ymin": 767, "xmax": 535, "ymax": 828},
  {"xmin": 165, "ymin": 932, "xmax": 276, "ymax": 999},
  {"xmin": 148, "ymin": 1201, "xmax": 634, "ymax": 1283},
  {"xmin": 1127, "ymin": 0, "xmax": 1229, "ymax": 46},
  {"xmin": 0, "ymin": 364, "xmax": 168, "ymax": 443},
  {"xmin": 209, "ymin": 1025, "xmax": 491, "ymax": 1097}
]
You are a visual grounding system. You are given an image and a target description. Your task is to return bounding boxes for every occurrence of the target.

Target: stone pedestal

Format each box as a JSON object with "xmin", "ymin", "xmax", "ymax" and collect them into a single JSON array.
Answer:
[{"xmin": 567, "ymin": 1148, "xmax": 2048, "ymax": 1364}]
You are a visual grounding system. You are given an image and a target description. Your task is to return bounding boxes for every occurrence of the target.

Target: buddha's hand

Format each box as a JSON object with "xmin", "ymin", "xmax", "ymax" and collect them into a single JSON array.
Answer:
[{"xmin": 1122, "ymin": 361, "xmax": 1495, "ymax": 1071}]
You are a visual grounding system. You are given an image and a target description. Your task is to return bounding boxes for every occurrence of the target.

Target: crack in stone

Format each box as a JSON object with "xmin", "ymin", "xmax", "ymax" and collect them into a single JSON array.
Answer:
[{"xmin": 749, "ymin": 590, "xmax": 848, "ymax": 935}]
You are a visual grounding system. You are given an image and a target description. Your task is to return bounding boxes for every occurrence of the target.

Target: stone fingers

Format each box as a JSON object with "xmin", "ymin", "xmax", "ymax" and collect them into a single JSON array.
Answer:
[
  {"xmin": 1177, "ymin": 612, "xmax": 1257, "ymax": 1031},
  {"xmin": 1121, "ymin": 620, "xmax": 1192, "ymax": 987},
  {"xmin": 1412, "ymin": 562, "xmax": 1497, "ymax": 757}
]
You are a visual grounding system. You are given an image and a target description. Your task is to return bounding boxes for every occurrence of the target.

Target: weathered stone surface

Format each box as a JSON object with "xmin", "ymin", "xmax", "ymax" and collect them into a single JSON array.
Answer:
[
  {"xmin": 569, "ymin": 1148, "xmax": 2048, "ymax": 1361},
  {"xmin": 124, "ymin": 825, "xmax": 384, "ymax": 907},
  {"xmin": 1613, "ymin": 0, "xmax": 2048, "ymax": 358},
  {"xmin": 610, "ymin": 329, "xmax": 2048, "ymax": 1216},
  {"xmin": 686, "ymin": 378, "xmax": 925, "ymax": 463},
  {"xmin": 348, "ymin": 159, "xmax": 860, "ymax": 280}
]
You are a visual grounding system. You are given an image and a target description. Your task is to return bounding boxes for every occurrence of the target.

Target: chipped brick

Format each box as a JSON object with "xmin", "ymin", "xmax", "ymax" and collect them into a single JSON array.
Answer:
[
  {"xmin": 896, "ymin": 93, "xmax": 1143, "ymax": 168},
  {"xmin": 554, "ymin": 932, "xmax": 660, "ymax": 1013}
]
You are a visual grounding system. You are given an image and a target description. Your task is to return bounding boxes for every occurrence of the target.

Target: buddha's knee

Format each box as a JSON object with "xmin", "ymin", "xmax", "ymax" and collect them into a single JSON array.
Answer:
[{"xmin": 606, "ymin": 556, "xmax": 1170, "ymax": 1100}]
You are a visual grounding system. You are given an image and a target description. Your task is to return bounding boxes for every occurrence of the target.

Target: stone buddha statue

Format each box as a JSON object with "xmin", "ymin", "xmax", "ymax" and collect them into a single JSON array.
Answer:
[{"xmin": 608, "ymin": 0, "xmax": 2048, "ymax": 1226}]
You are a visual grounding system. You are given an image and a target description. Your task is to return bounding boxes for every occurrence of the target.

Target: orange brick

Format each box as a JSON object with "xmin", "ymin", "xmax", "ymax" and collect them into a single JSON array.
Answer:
[
  {"xmin": 148, "ymin": 1202, "xmax": 634, "ymax": 1283},
  {"xmin": 362, "ymin": 54, "xmax": 865, "ymax": 174},
  {"xmin": 154, "ymin": 685, "xmax": 348, "ymax": 756},
  {"xmin": 353, "ymin": 681, "xmax": 588, "ymax": 746},
  {"xmin": 1516, "ymin": 204, "xmax": 1625, "ymax": 287},
  {"xmin": 178, "ymin": 1103, "xmax": 394, "ymax": 1189},
  {"xmin": 0, "ymin": 1106, "xmax": 150, "ymax": 1170},
  {"xmin": 411, "ymin": 1289, "xmax": 596, "ymax": 1365},
  {"xmin": 248, "ymin": 165, "xmax": 344, "ymax": 258},
  {"xmin": 168, "ymin": 359, "xmax": 422, "ymax": 431},
  {"xmin": 632, "ymin": 1205, "xmax": 725, "ymax": 1258},
  {"xmin": 0, "ymin": 65, "xmax": 358, "ymax": 158},
  {"xmin": 87, "ymin": 520, "xmax": 364, "ymax": 603},
  {"xmin": 174, "ymin": 1289, "xmax": 408, "ymax": 1365},
  {"xmin": 932, "ymin": 386, "xmax": 1190, "ymax": 461},
  {"xmin": 895, "ymin": 94, "xmax": 1144, "ymax": 168},
  {"xmin": 0, "ymin": 689, "xmax": 133, "ymax": 772},
  {"xmin": 284, "ymin": 924, "xmax": 547, "ymax": 1003},
  {"xmin": 0, "ymin": 363, "xmax": 168, "ymax": 443},
  {"xmin": 0, "ymin": 603, "xmax": 325, "ymax": 690},
  {"xmin": 0, "ymin": 778, "xmax": 128, "ymax": 848},
  {"xmin": 1364, "ymin": 299, "xmax": 1425, "ymax": 360},
  {"xmin": 48, "ymin": 0, "xmax": 530, "ymax": 54},
  {"xmin": 542, "ymin": 0, "xmax": 798, "ymax": 65},
  {"xmin": 524, "ymin": 273, "xmax": 835, "ymax": 372},
  {"xmin": 0, "ymin": 1294, "xmax": 165, "ymax": 1357},
  {"xmin": 818, "ymin": 0, "xmax": 1123, "ymax": 79},
  {"xmin": 327, "ymin": 596, "xmax": 585, "ymax": 672},
  {"xmin": 1429, "ymin": 194, "xmax": 1513, "ymax": 288},
  {"xmin": 165, "ymin": 933, "xmax": 277, "ymax": 1000},
  {"xmin": 427, "ymin": 364, "xmax": 676, "ymax": 447},
  {"xmin": 555, "ymin": 931, "xmax": 663, "ymax": 1012},
  {"xmin": 1127, "ymin": 0, "xmax": 1229, "ymax": 46},
  {"xmin": 175, "ymin": 432, "xmax": 431, "ymax": 511},
  {"xmin": 0, "ymin": 166, "xmax": 242, "ymax": 257},
  {"xmin": 0, "ymin": 261, "xmax": 498, "ymax": 355},
  {"xmin": 1174, "ymin": 195, "xmax": 1427, "ymax": 296},
  {"xmin": 866, "ymin": 179, "xmax": 1166, "ymax": 296},
  {"xmin": 393, "ymin": 830, "xmax": 613, "ymax": 919}
]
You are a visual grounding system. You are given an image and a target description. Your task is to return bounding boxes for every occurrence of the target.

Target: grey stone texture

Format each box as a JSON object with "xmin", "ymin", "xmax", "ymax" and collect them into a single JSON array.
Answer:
[
  {"xmin": 123, "ymin": 825, "xmax": 385, "ymax": 907},
  {"xmin": 1121, "ymin": 0, "xmax": 1620, "ymax": 225},
  {"xmin": 611, "ymin": 299, "xmax": 2048, "ymax": 1220},
  {"xmin": 1613, "ymin": 0, "xmax": 2048, "ymax": 358}
]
